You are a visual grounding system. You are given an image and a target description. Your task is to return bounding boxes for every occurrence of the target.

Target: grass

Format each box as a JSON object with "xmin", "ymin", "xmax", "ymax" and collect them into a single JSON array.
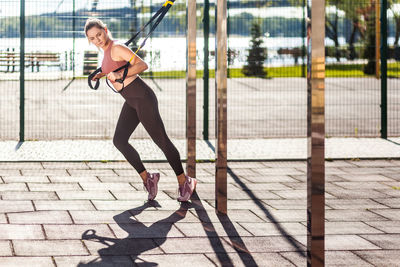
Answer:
[
  {"xmin": 78, "ymin": 62, "xmax": 399, "ymax": 79},
  {"xmin": 140, "ymin": 62, "xmax": 400, "ymax": 78}
]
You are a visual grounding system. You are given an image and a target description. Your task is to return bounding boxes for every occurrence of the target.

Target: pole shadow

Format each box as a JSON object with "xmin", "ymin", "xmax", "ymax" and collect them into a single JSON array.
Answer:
[
  {"xmin": 15, "ymin": 141, "xmax": 24, "ymax": 151},
  {"xmin": 205, "ymin": 137, "xmax": 304, "ymax": 257},
  {"xmin": 227, "ymin": 167, "xmax": 306, "ymax": 257},
  {"xmin": 190, "ymin": 192, "xmax": 257, "ymax": 266},
  {"xmin": 149, "ymin": 76, "xmax": 163, "ymax": 92},
  {"xmin": 386, "ymin": 138, "xmax": 400, "ymax": 146},
  {"xmin": 62, "ymin": 77, "xmax": 75, "ymax": 92},
  {"xmin": 77, "ymin": 200, "xmax": 190, "ymax": 266},
  {"xmin": 205, "ymin": 140, "xmax": 216, "ymax": 153}
]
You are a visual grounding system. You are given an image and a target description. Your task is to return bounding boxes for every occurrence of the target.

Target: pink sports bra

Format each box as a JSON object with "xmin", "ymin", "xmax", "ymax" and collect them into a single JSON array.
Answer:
[{"xmin": 101, "ymin": 40, "xmax": 126, "ymax": 74}]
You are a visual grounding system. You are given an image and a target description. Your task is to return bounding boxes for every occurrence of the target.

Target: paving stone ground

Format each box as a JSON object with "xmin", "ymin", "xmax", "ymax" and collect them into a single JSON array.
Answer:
[
  {"xmin": 1, "ymin": 137, "xmax": 400, "ymax": 161},
  {"xmin": 0, "ymin": 160, "xmax": 399, "ymax": 266}
]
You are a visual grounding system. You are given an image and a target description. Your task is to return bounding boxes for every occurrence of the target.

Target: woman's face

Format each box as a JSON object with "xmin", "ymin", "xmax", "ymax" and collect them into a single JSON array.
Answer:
[{"xmin": 86, "ymin": 26, "xmax": 109, "ymax": 49}]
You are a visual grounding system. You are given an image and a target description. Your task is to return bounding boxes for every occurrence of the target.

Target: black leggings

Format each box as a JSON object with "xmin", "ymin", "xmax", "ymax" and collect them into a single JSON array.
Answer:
[{"xmin": 113, "ymin": 77, "xmax": 184, "ymax": 176}]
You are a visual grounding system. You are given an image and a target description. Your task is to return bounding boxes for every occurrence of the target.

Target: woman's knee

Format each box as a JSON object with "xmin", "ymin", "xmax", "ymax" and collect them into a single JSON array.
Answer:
[
  {"xmin": 157, "ymin": 135, "xmax": 179, "ymax": 156},
  {"xmin": 152, "ymin": 131, "xmax": 169, "ymax": 149},
  {"xmin": 113, "ymin": 134, "xmax": 129, "ymax": 150}
]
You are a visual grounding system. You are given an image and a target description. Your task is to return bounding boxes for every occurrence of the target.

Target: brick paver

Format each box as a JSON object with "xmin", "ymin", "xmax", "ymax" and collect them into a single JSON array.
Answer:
[
  {"xmin": 0, "ymin": 257, "xmax": 54, "ymax": 267},
  {"xmin": 0, "ymin": 160, "xmax": 398, "ymax": 266}
]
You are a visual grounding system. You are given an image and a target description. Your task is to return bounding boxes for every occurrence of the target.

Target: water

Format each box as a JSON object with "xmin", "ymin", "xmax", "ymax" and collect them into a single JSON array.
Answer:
[{"xmin": 1, "ymin": 36, "xmax": 396, "ymax": 74}]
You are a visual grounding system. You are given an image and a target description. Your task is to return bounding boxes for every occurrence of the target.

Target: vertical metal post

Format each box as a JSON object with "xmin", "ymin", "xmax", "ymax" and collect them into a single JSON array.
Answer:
[
  {"xmin": 307, "ymin": 0, "xmax": 325, "ymax": 266},
  {"xmin": 203, "ymin": 0, "xmax": 210, "ymax": 140},
  {"xmin": 215, "ymin": 0, "xmax": 227, "ymax": 214},
  {"xmin": 186, "ymin": 0, "xmax": 197, "ymax": 178},
  {"xmin": 19, "ymin": 0, "xmax": 25, "ymax": 142},
  {"xmin": 375, "ymin": 0, "xmax": 381, "ymax": 78},
  {"xmin": 72, "ymin": 0, "xmax": 76, "ymax": 77},
  {"xmin": 302, "ymin": 0, "xmax": 306, "ymax": 78},
  {"xmin": 227, "ymin": 0, "xmax": 230, "ymax": 78},
  {"xmin": 149, "ymin": 0, "xmax": 153, "ymax": 76},
  {"xmin": 381, "ymin": 0, "xmax": 388, "ymax": 138}
]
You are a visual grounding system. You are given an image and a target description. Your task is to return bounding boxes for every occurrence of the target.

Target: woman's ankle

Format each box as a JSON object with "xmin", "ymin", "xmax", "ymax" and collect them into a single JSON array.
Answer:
[
  {"xmin": 140, "ymin": 170, "xmax": 148, "ymax": 184},
  {"xmin": 177, "ymin": 173, "xmax": 186, "ymax": 186}
]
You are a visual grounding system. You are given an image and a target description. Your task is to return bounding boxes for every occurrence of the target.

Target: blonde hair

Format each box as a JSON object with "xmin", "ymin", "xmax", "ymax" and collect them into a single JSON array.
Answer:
[{"xmin": 84, "ymin": 17, "xmax": 113, "ymax": 39}]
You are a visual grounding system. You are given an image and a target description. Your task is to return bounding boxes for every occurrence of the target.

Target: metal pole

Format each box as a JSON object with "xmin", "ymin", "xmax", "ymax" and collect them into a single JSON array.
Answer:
[
  {"xmin": 19, "ymin": 0, "xmax": 25, "ymax": 142},
  {"xmin": 381, "ymin": 0, "xmax": 388, "ymax": 138},
  {"xmin": 307, "ymin": 0, "xmax": 325, "ymax": 265},
  {"xmin": 215, "ymin": 0, "xmax": 227, "ymax": 215},
  {"xmin": 227, "ymin": 0, "xmax": 230, "ymax": 78},
  {"xmin": 186, "ymin": 0, "xmax": 197, "ymax": 178},
  {"xmin": 376, "ymin": 0, "xmax": 381, "ymax": 79},
  {"xmin": 150, "ymin": 0, "xmax": 153, "ymax": 76},
  {"xmin": 72, "ymin": 0, "xmax": 76, "ymax": 77},
  {"xmin": 302, "ymin": 0, "xmax": 306, "ymax": 78},
  {"xmin": 203, "ymin": 0, "xmax": 210, "ymax": 140}
]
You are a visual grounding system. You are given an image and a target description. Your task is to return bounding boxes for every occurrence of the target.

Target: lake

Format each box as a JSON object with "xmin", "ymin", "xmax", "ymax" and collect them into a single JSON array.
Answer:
[{"xmin": 1, "ymin": 36, "xmax": 395, "ymax": 74}]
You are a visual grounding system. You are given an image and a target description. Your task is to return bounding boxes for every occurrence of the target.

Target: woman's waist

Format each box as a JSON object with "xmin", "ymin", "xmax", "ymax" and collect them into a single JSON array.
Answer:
[{"xmin": 119, "ymin": 76, "xmax": 154, "ymax": 98}]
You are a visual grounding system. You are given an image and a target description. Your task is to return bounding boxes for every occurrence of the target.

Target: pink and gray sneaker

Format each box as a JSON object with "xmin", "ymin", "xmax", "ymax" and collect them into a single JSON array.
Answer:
[
  {"xmin": 178, "ymin": 176, "xmax": 197, "ymax": 202},
  {"xmin": 144, "ymin": 172, "xmax": 160, "ymax": 201}
]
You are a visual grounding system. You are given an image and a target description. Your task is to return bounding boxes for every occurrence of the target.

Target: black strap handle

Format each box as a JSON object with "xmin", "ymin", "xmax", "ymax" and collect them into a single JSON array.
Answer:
[
  {"xmin": 88, "ymin": 67, "xmax": 102, "ymax": 90},
  {"xmin": 115, "ymin": 62, "xmax": 130, "ymax": 83}
]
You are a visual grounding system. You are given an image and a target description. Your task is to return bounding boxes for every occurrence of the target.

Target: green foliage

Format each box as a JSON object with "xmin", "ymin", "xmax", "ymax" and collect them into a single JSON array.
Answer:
[
  {"xmin": 389, "ymin": 0, "xmax": 400, "ymax": 45},
  {"xmin": 242, "ymin": 22, "xmax": 268, "ymax": 78},
  {"xmin": 77, "ymin": 61, "xmax": 398, "ymax": 78},
  {"xmin": 362, "ymin": 27, "xmax": 376, "ymax": 75}
]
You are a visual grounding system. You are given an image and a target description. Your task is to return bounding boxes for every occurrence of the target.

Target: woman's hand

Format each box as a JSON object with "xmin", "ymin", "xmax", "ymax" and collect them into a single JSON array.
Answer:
[
  {"xmin": 106, "ymin": 71, "xmax": 122, "ymax": 83},
  {"xmin": 91, "ymin": 73, "xmax": 105, "ymax": 81}
]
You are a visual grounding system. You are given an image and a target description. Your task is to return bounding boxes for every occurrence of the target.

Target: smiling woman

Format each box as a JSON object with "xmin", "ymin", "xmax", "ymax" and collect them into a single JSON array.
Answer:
[{"xmin": 83, "ymin": 16, "xmax": 197, "ymax": 203}]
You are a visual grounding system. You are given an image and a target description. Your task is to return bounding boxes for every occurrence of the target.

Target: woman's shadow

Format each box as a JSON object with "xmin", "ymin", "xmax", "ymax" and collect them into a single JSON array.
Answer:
[{"xmin": 78, "ymin": 200, "xmax": 190, "ymax": 266}]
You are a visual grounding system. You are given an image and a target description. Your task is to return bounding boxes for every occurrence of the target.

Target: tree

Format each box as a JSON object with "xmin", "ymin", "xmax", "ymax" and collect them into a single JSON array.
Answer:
[
  {"xmin": 355, "ymin": 1, "xmax": 377, "ymax": 74},
  {"xmin": 336, "ymin": 0, "xmax": 380, "ymax": 74},
  {"xmin": 288, "ymin": 0, "xmax": 344, "ymax": 61},
  {"xmin": 242, "ymin": 21, "xmax": 267, "ymax": 78},
  {"xmin": 325, "ymin": 0, "xmax": 343, "ymax": 61},
  {"xmin": 337, "ymin": 1, "xmax": 370, "ymax": 60},
  {"xmin": 388, "ymin": 0, "xmax": 400, "ymax": 46}
]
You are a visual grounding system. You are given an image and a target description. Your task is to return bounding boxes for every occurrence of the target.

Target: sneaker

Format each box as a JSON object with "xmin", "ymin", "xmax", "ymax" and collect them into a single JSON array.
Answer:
[
  {"xmin": 143, "ymin": 172, "xmax": 160, "ymax": 200},
  {"xmin": 178, "ymin": 176, "xmax": 197, "ymax": 202}
]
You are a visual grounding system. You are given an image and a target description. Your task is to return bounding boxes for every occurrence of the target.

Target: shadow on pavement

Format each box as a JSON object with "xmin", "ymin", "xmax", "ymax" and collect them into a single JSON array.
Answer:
[
  {"xmin": 78, "ymin": 200, "xmax": 189, "ymax": 266},
  {"xmin": 227, "ymin": 167, "xmax": 306, "ymax": 257},
  {"xmin": 191, "ymin": 192, "xmax": 257, "ymax": 266},
  {"xmin": 387, "ymin": 138, "xmax": 400, "ymax": 146}
]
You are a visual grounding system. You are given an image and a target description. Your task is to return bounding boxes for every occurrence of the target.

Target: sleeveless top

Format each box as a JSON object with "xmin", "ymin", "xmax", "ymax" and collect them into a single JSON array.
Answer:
[{"xmin": 101, "ymin": 40, "xmax": 127, "ymax": 74}]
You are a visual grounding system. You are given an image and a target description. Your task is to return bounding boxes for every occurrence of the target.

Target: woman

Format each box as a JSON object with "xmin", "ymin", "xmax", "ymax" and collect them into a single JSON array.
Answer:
[{"xmin": 84, "ymin": 18, "xmax": 196, "ymax": 202}]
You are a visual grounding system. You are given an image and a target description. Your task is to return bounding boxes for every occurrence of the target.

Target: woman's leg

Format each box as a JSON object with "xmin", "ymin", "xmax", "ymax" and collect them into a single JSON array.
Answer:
[
  {"xmin": 134, "ymin": 89, "xmax": 185, "ymax": 182},
  {"xmin": 113, "ymin": 101, "xmax": 148, "ymax": 182}
]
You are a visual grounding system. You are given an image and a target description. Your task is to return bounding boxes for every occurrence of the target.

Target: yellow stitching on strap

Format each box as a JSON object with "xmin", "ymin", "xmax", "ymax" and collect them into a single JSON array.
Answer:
[
  {"xmin": 128, "ymin": 54, "xmax": 136, "ymax": 63},
  {"xmin": 128, "ymin": 45, "xmax": 142, "ymax": 62},
  {"xmin": 163, "ymin": 1, "xmax": 173, "ymax": 6}
]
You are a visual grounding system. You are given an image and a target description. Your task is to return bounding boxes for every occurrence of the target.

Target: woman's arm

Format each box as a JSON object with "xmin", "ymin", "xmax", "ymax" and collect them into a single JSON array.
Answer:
[
  {"xmin": 107, "ymin": 44, "xmax": 148, "ymax": 82},
  {"xmin": 91, "ymin": 72, "xmax": 106, "ymax": 81}
]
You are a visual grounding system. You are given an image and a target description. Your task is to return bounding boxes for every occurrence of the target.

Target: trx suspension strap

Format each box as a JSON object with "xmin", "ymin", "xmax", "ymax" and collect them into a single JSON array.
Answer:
[{"xmin": 88, "ymin": 0, "xmax": 175, "ymax": 91}]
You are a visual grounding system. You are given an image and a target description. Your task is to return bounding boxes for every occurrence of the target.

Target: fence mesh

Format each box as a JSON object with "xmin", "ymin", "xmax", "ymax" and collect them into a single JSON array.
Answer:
[
  {"xmin": 388, "ymin": 11, "xmax": 400, "ymax": 136},
  {"xmin": 0, "ymin": 0, "xmax": 20, "ymax": 140},
  {"xmin": 0, "ymin": 0, "xmax": 399, "ymax": 141}
]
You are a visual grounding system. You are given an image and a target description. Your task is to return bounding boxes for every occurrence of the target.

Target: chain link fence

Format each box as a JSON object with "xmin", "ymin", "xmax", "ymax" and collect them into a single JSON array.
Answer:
[{"xmin": 0, "ymin": 0, "xmax": 399, "ymax": 141}]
